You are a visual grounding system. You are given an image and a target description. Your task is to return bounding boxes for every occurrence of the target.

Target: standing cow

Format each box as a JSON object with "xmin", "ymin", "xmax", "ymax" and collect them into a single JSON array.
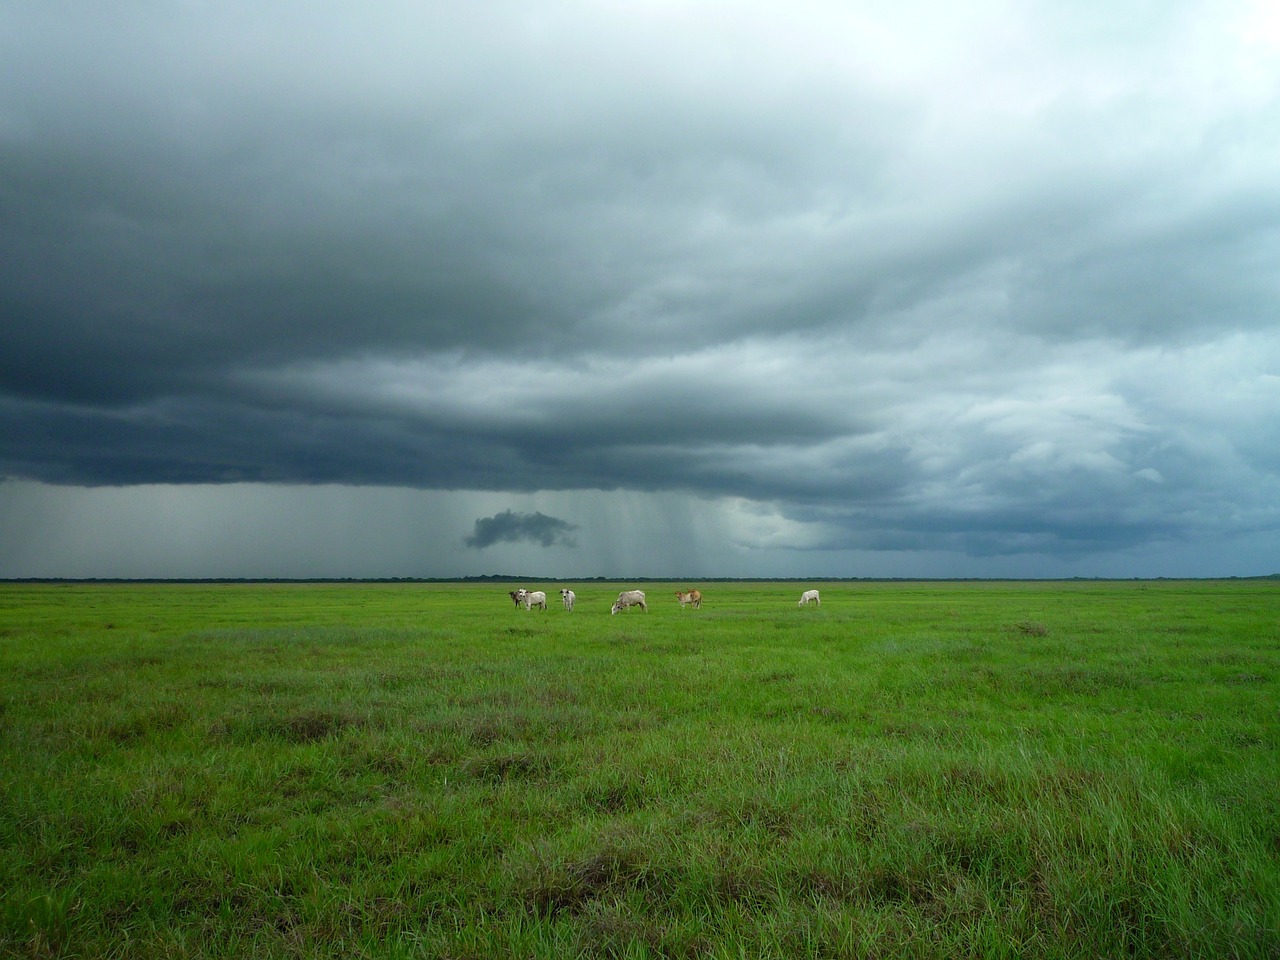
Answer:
[
  {"xmin": 610, "ymin": 590, "xmax": 647, "ymax": 614},
  {"xmin": 798, "ymin": 589, "xmax": 821, "ymax": 606},
  {"xmin": 560, "ymin": 588, "xmax": 576, "ymax": 612},
  {"xmin": 523, "ymin": 590, "xmax": 548, "ymax": 611},
  {"xmin": 675, "ymin": 589, "xmax": 702, "ymax": 609},
  {"xmin": 508, "ymin": 589, "xmax": 527, "ymax": 609}
]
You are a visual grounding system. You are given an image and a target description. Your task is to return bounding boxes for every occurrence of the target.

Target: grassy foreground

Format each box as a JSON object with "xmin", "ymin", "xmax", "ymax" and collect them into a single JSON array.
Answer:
[{"xmin": 1, "ymin": 580, "xmax": 1277, "ymax": 958}]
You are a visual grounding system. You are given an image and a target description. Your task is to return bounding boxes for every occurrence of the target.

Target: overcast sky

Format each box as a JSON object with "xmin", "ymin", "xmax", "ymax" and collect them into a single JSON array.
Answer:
[{"xmin": 2, "ymin": 1, "xmax": 1279, "ymax": 579}]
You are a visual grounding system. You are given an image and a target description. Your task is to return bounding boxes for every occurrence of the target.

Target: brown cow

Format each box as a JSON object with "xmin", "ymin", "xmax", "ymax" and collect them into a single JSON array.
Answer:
[{"xmin": 675, "ymin": 589, "xmax": 702, "ymax": 609}]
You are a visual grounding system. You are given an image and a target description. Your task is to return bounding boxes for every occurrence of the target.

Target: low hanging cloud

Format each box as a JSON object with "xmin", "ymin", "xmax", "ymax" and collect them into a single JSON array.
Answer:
[{"xmin": 464, "ymin": 510, "xmax": 579, "ymax": 550}]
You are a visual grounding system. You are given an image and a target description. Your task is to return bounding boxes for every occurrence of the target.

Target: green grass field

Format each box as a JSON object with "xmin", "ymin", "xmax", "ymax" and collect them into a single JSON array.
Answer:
[{"xmin": 2, "ymin": 580, "xmax": 1277, "ymax": 958}]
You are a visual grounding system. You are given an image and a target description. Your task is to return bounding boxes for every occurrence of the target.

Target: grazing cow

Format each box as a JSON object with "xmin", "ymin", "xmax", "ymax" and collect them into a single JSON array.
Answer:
[
  {"xmin": 508, "ymin": 589, "xmax": 527, "ymax": 609},
  {"xmin": 560, "ymin": 588, "xmax": 576, "ymax": 612},
  {"xmin": 523, "ymin": 590, "xmax": 547, "ymax": 611},
  {"xmin": 798, "ymin": 589, "xmax": 821, "ymax": 606},
  {"xmin": 675, "ymin": 589, "xmax": 702, "ymax": 609},
  {"xmin": 610, "ymin": 589, "xmax": 647, "ymax": 614}
]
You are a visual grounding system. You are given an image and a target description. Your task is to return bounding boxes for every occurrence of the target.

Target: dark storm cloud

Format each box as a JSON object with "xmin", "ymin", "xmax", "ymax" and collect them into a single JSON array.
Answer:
[
  {"xmin": 465, "ymin": 510, "xmax": 578, "ymax": 550},
  {"xmin": 2, "ymin": 1, "xmax": 1278, "ymax": 573}
]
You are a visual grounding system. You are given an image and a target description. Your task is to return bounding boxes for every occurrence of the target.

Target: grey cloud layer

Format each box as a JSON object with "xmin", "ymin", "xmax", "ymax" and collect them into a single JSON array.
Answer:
[{"xmin": 2, "ymin": 1, "xmax": 1278, "ymax": 566}]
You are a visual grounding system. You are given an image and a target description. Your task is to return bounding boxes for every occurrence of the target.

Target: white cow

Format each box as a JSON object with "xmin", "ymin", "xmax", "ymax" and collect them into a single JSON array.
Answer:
[
  {"xmin": 523, "ymin": 590, "xmax": 547, "ymax": 611},
  {"xmin": 610, "ymin": 590, "xmax": 647, "ymax": 614},
  {"xmin": 560, "ymin": 588, "xmax": 576, "ymax": 612},
  {"xmin": 798, "ymin": 589, "xmax": 821, "ymax": 606}
]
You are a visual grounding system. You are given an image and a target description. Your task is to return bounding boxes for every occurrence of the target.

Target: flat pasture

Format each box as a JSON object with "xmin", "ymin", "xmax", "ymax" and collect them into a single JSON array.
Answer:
[{"xmin": 2, "ymin": 580, "xmax": 1277, "ymax": 958}]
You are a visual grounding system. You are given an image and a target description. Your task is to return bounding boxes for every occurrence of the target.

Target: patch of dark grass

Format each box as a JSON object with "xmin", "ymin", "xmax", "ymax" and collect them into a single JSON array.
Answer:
[
  {"xmin": 639, "ymin": 641, "xmax": 683, "ymax": 655},
  {"xmin": 1202, "ymin": 652, "xmax": 1262, "ymax": 667},
  {"xmin": 274, "ymin": 709, "xmax": 367, "ymax": 743},
  {"xmin": 757, "ymin": 670, "xmax": 796, "ymax": 684},
  {"xmin": 808, "ymin": 705, "xmax": 847, "ymax": 723},
  {"xmin": 875, "ymin": 720, "xmax": 959, "ymax": 744},
  {"xmin": 208, "ymin": 708, "xmax": 369, "ymax": 745},
  {"xmin": 106, "ymin": 702, "xmax": 190, "ymax": 745},
  {"xmin": 797, "ymin": 868, "xmax": 851, "ymax": 902},
  {"xmin": 453, "ymin": 707, "xmax": 593, "ymax": 747},
  {"xmin": 1019, "ymin": 665, "xmax": 1144, "ymax": 696},
  {"xmin": 579, "ymin": 779, "xmax": 652, "ymax": 814},
  {"xmin": 1229, "ymin": 731, "xmax": 1269, "ymax": 749},
  {"xmin": 572, "ymin": 900, "xmax": 695, "ymax": 960},
  {"xmin": 859, "ymin": 862, "xmax": 934, "ymax": 907},
  {"xmin": 463, "ymin": 712, "xmax": 531, "ymax": 746},
  {"xmin": 520, "ymin": 846, "xmax": 650, "ymax": 918},
  {"xmin": 1223, "ymin": 672, "xmax": 1269, "ymax": 685},
  {"xmin": 4, "ymin": 885, "xmax": 84, "ymax": 957},
  {"xmin": 1039, "ymin": 764, "xmax": 1106, "ymax": 802},
  {"xmin": 236, "ymin": 678, "xmax": 295, "ymax": 695},
  {"xmin": 453, "ymin": 687, "xmax": 520, "ymax": 709},
  {"xmin": 927, "ymin": 828, "xmax": 1006, "ymax": 877},
  {"xmin": 939, "ymin": 762, "xmax": 1015, "ymax": 801},
  {"xmin": 463, "ymin": 751, "xmax": 558, "ymax": 785},
  {"xmin": 708, "ymin": 863, "xmax": 774, "ymax": 908},
  {"xmin": 762, "ymin": 703, "xmax": 807, "ymax": 721},
  {"xmin": 715, "ymin": 797, "xmax": 800, "ymax": 839},
  {"xmin": 366, "ymin": 671, "xmax": 417, "ymax": 691},
  {"xmin": 343, "ymin": 743, "xmax": 410, "ymax": 777}
]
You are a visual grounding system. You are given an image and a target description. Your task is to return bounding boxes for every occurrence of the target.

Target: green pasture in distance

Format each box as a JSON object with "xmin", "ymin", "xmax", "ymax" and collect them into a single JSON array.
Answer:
[{"xmin": 1, "ymin": 580, "xmax": 1277, "ymax": 959}]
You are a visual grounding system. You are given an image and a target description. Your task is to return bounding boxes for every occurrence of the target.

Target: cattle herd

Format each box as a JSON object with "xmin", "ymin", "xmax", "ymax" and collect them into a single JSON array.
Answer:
[{"xmin": 506, "ymin": 586, "xmax": 821, "ymax": 612}]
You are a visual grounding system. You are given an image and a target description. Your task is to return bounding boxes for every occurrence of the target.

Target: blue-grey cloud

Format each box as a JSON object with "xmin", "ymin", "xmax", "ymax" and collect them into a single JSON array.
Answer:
[{"xmin": 465, "ymin": 510, "xmax": 579, "ymax": 550}]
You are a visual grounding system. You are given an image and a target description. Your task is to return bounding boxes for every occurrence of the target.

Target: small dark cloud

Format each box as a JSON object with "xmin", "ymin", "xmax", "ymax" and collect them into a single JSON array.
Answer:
[{"xmin": 464, "ymin": 510, "xmax": 578, "ymax": 549}]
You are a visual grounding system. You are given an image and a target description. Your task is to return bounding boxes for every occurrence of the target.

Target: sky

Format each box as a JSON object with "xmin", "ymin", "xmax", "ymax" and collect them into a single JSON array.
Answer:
[{"xmin": 2, "ymin": 1, "xmax": 1279, "ymax": 579}]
